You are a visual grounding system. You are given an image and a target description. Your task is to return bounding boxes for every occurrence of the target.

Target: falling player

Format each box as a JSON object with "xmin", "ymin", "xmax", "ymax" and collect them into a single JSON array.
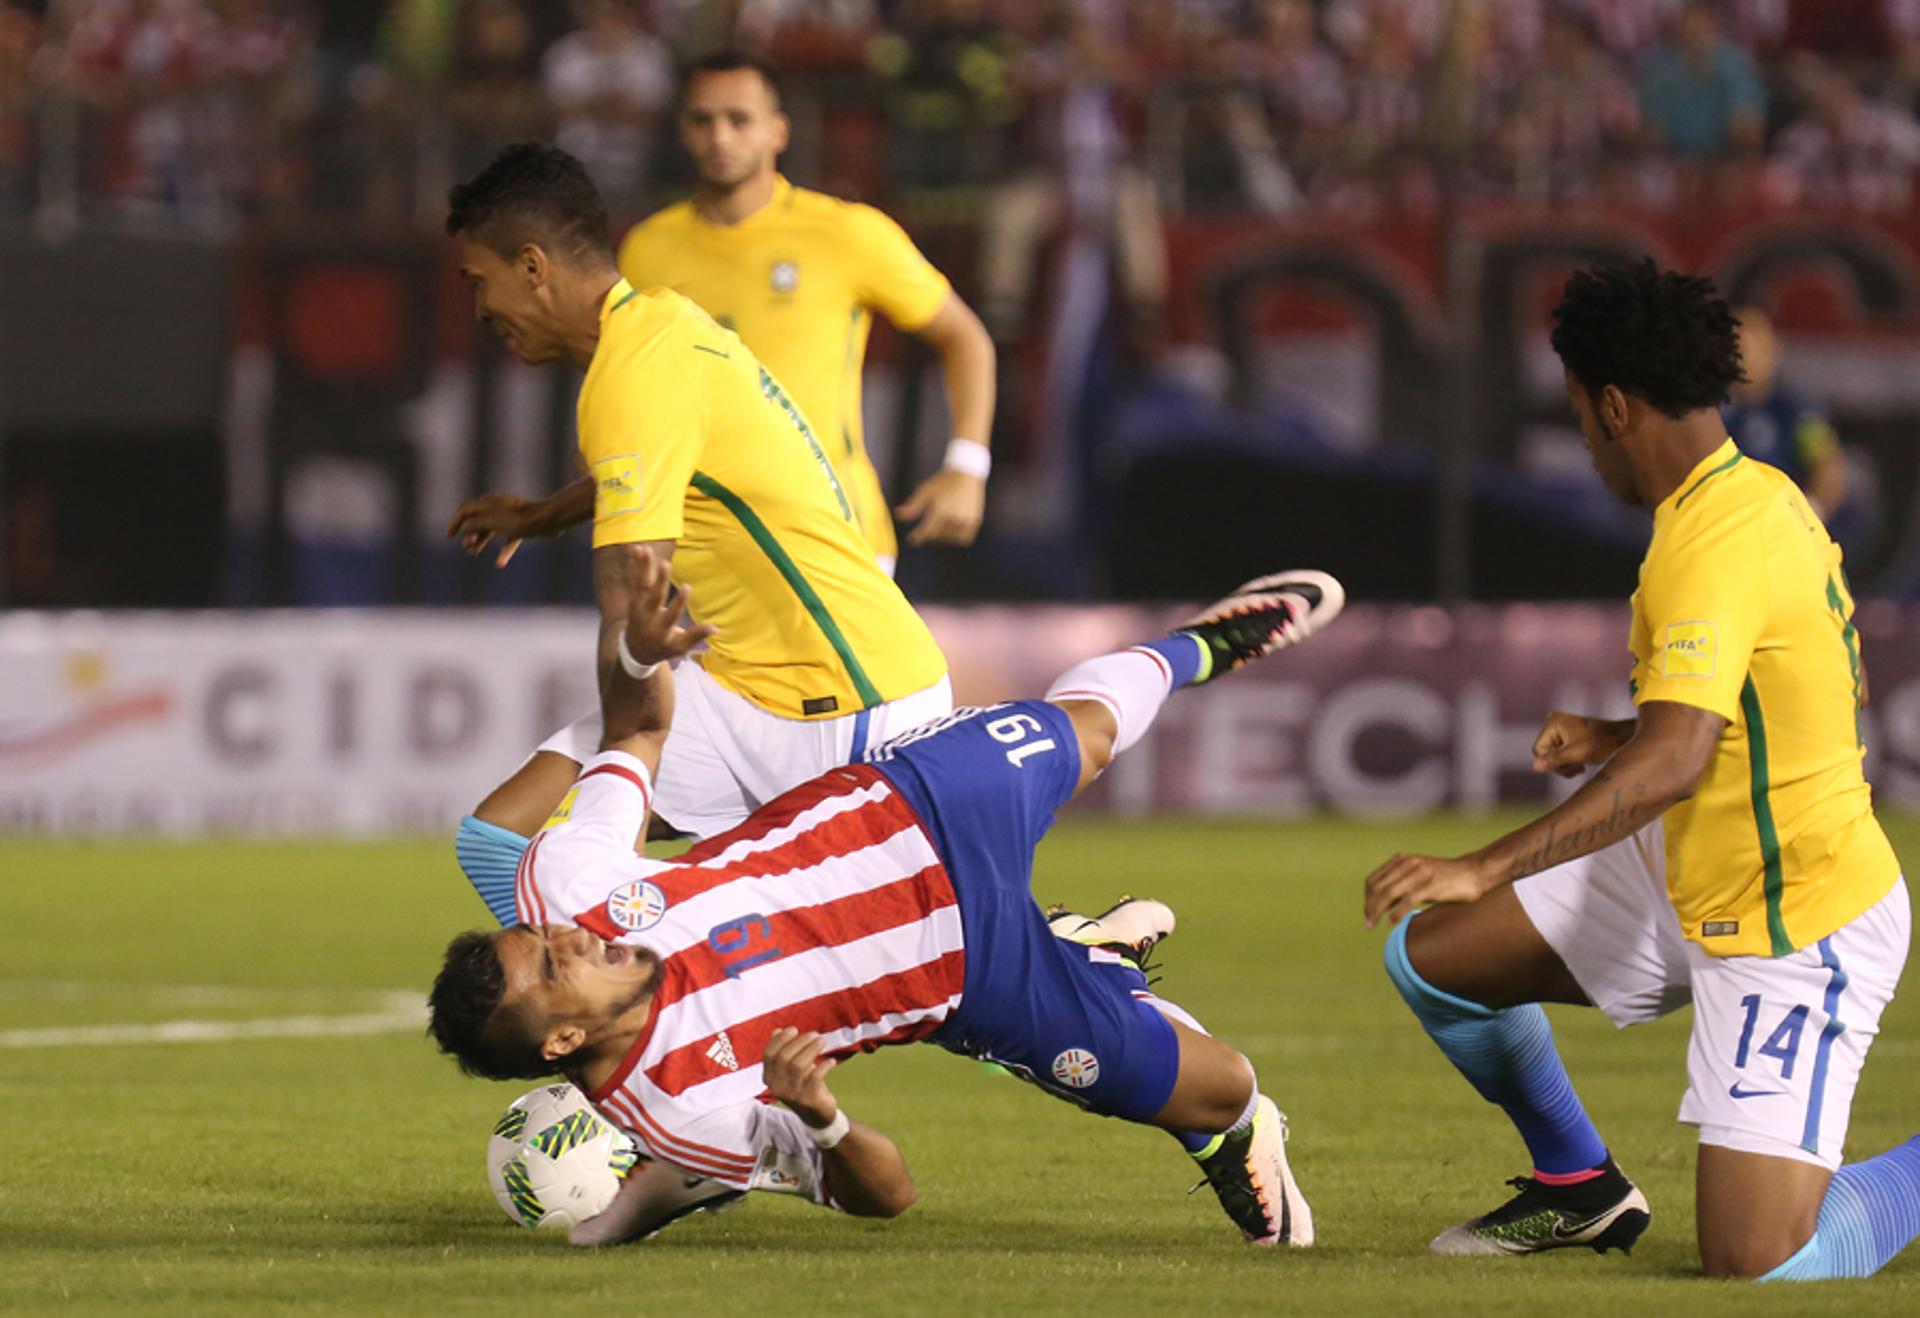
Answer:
[{"xmin": 427, "ymin": 543, "xmax": 1344, "ymax": 1246}]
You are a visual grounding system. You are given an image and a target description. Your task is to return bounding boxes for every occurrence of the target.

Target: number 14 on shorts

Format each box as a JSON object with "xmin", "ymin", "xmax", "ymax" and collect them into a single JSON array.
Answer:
[{"xmin": 1733, "ymin": 993, "xmax": 1808, "ymax": 1089}]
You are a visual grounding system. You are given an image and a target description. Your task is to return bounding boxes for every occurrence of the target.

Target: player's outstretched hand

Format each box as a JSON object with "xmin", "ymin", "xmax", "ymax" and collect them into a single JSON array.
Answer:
[
  {"xmin": 446, "ymin": 492, "xmax": 555, "ymax": 568},
  {"xmin": 620, "ymin": 544, "xmax": 715, "ymax": 666},
  {"xmin": 1363, "ymin": 852, "xmax": 1496, "ymax": 930},
  {"xmin": 567, "ymin": 1158, "xmax": 741, "ymax": 1248},
  {"xmin": 762, "ymin": 1026, "xmax": 840, "ymax": 1129},
  {"xmin": 897, "ymin": 468, "xmax": 986, "ymax": 547},
  {"xmin": 1531, "ymin": 711, "xmax": 1629, "ymax": 777}
]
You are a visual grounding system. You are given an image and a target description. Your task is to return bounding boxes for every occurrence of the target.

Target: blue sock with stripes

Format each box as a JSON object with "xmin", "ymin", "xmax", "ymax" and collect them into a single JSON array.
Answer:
[
  {"xmin": 1761, "ymin": 1137, "xmax": 1920, "ymax": 1281},
  {"xmin": 454, "ymin": 815, "xmax": 530, "ymax": 927},
  {"xmin": 1141, "ymin": 634, "xmax": 1206, "ymax": 688},
  {"xmin": 1384, "ymin": 917, "xmax": 1608, "ymax": 1176}
]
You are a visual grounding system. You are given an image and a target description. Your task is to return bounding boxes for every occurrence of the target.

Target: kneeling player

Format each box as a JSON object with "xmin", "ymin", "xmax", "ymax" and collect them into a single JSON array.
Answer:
[
  {"xmin": 428, "ymin": 545, "xmax": 1342, "ymax": 1246},
  {"xmin": 1363, "ymin": 261, "xmax": 1917, "ymax": 1280}
]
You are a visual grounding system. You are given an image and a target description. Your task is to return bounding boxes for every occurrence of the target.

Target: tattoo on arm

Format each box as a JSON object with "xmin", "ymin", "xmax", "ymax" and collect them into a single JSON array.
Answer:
[{"xmin": 1505, "ymin": 775, "xmax": 1665, "ymax": 883}]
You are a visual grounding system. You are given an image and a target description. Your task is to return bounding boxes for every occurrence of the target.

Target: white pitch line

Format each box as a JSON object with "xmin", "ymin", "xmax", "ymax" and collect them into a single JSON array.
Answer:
[
  {"xmin": 0, "ymin": 992, "xmax": 425, "ymax": 1049},
  {"xmin": 0, "ymin": 980, "xmax": 329, "ymax": 1007}
]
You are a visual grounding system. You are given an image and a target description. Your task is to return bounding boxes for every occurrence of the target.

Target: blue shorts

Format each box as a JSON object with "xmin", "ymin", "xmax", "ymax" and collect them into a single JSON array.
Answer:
[{"xmin": 870, "ymin": 701, "xmax": 1181, "ymax": 1123}]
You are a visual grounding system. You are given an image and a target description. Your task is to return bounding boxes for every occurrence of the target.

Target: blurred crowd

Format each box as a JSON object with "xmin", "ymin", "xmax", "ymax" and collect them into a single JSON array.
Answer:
[{"xmin": 2, "ymin": 0, "xmax": 1919, "ymax": 231}]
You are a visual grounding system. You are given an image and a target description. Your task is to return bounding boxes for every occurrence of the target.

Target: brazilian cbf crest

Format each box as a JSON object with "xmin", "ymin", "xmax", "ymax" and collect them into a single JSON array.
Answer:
[
  {"xmin": 770, "ymin": 260, "xmax": 799, "ymax": 294},
  {"xmin": 605, "ymin": 879, "xmax": 668, "ymax": 932}
]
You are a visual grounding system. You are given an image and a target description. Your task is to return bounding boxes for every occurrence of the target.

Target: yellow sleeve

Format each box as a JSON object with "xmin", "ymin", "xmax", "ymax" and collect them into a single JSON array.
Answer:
[
  {"xmin": 1632, "ymin": 514, "xmax": 1767, "ymax": 722},
  {"xmin": 849, "ymin": 205, "xmax": 952, "ymax": 331},
  {"xmin": 581, "ymin": 329, "xmax": 706, "ymax": 549}
]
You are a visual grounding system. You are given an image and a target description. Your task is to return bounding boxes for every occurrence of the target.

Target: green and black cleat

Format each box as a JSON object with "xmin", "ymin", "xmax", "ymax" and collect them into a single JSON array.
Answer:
[{"xmin": 1429, "ymin": 1158, "xmax": 1651, "ymax": 1257}]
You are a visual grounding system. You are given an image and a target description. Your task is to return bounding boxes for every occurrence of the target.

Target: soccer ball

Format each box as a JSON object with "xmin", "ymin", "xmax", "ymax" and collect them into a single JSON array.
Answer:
[{"xmin": 486, "ymin": 1083, "xmax": 640, "ymax": 1229}]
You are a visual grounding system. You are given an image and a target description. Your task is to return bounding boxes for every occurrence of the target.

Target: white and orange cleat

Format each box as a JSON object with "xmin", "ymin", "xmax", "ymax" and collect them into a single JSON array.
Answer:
[
  {"xmin": 1193, "ymin": 1095, "xmax": 1315, "ymax": 1247},
  {"xmin": 1176, "ymin": 570, "xmax": 1345, "ymax": 683}
]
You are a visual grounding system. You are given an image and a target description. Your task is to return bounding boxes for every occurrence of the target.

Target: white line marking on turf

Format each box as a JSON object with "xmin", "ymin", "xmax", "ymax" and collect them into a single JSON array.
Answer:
[
  {"xmin": 0, "ymin": 991, "xmax": 425, "ymax": 1049},
  {"xmin": 0, "ymin": 980, "xmax": 328, "ymax": 1007}
]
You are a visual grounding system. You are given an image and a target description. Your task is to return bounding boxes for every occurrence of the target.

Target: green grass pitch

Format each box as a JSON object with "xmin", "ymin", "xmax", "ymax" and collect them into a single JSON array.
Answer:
[{"xmin": 5, "ymin": 814, "xmax": 1918, "ymax": 1315}]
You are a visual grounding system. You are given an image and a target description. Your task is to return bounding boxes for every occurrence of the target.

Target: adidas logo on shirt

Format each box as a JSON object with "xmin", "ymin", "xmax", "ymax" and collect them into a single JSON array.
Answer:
[{"xmin": 706, "ymin": 1031, "xmax": 739, "ymax": 1072}]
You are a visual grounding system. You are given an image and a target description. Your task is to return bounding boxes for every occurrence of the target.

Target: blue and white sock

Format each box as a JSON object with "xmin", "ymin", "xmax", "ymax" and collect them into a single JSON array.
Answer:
[
  {"xmin": 1044, "ymin": 635, "xmax": 1205, "ymax": 754},
  {"xmin": 1384, "ymin": 917, "xmax": 1609, "ymax": 1177},
  {"xmin": 1761, "ymin": 1137, "xmax": 1920, "ymax": 1281},
  {"xmin": 454, "ymin": 814, "xmax": 530, "ymax": 927}
]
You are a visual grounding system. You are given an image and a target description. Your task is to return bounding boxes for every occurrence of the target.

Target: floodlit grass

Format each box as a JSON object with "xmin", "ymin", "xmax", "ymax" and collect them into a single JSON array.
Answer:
[{"xmin": 5, "ymin": 815, "xmax": 1918, "ymax": 1314}]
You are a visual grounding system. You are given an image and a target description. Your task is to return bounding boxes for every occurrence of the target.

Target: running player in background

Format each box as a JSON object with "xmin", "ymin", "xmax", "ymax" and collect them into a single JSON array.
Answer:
[
  {"xmin": 427, "ymin": 543, "xmax": 1345, "ymax": 1246},
  {"xmin": 1363, "ymin": 260, "xmax": 1917, "ymax": 1281},
  {"xmin": 620, "ymin": 50, "xmax": 998, "ymax": 574},
  {"xmin": 441, "ymin": 143, "xmax": 952, "ymax": 922},
  {"xmin": 1723, "ymin": 307, "xmax": 1848, "ymax": 522}
]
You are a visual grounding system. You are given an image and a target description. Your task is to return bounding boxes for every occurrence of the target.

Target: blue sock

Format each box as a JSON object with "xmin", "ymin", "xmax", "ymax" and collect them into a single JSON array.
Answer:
[
  {"xmin": 1384, "ymin": 917, "xmax": 1608, "ymax": 1176},
  {"xmin": 454, "ymin": 815, "xmax": 530, "ymax": 927},
  {"xmin": 1142, "ymin": 634, "xmax": 1206, "ymax": 687},
  {"xmin": 1761, "ymin": 1137, "xmax": 1920, "ymax": 1281},
  {"xmin": 1173, "ymin": 1128, "xmax": 1216, "ymax": 1155}
]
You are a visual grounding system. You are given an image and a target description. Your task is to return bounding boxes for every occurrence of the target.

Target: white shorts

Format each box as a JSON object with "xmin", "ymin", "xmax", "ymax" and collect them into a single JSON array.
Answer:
[
  {"xmin": 536, "ymin": 661, "xmax": 953, "ymax": 839},
  {"xmin": 1515, "ymin": 826, "xmax": 1910, "ymax": 1169}
]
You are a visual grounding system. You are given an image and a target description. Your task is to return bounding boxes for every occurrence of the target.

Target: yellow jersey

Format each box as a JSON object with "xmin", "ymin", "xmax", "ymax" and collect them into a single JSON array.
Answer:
[
  {"xmin": 1630, "ymin": 438, "xmax": 1898, "ymax": 957},
  {"xmin": 617, "ymin": 177, "xmax": 954, "ymax": 563},
  {"xmin": 577, "ymin": 278, "xmax": 948, "ymax": 719}
]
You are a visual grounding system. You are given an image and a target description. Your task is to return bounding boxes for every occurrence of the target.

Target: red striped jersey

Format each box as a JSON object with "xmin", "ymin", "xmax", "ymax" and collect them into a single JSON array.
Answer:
[{"xmin": 515, "ymin": 750, "xmax": 964, "ymax": 1197}]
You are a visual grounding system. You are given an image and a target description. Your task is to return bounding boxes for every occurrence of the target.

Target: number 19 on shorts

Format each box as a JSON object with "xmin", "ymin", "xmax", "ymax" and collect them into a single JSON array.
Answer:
[{"xmin": 986, "ymin": 713, "xmax": 1057, "ymax": 769}]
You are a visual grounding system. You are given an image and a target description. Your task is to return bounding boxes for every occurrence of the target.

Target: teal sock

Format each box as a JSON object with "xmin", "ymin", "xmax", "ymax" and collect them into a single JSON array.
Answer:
[
  {"xmin": 1762, "ymin": 1137, "xmax": 1920, "ymax": 1281},
  {"xmin": 454, "ymin": 815, "xmax": 529, "ymax": 926}
]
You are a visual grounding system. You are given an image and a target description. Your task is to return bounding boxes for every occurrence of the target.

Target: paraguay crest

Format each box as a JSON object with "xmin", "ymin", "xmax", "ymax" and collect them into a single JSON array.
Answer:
[
  {"xmin": 605, "ymin": 879, "xmax": 668, "ymax": 932},
  {"xmin": 1051, "ymin": 1048, "xmax": 1100, "ymax": 1089}
]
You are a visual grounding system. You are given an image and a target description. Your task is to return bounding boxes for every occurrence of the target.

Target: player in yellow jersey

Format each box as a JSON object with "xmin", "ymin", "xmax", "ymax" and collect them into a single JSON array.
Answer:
[
  {"xmin": 440, "ymin": 143, "xmax": 953, "ymax": 908},
  {"xmin": 619, "ymin": 51, "xmax": 998, "ymax": 575},
  {"xmin": 1362, "ymin": 262, "xmax": 1916, "ymax": 1281}
]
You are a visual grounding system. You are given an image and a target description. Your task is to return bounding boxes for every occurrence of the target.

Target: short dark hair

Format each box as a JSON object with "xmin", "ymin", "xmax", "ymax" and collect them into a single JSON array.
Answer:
[
  {"xmin": 1549, "ymin": 258, "xmax": 1745, "ymax": 418},
  {"xmin": 427, "ymin": 930, "xmax": 555, "ymax": 1082},
  {"xmin": 445, "ymin": 141, "xmax": 612, "ymax": 263},
  {"xmin": 682, "ymin": 49, "xmax": 782, "ymax": 106}
]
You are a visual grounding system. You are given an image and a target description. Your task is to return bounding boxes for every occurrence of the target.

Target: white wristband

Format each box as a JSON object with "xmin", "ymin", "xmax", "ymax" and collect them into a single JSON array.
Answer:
[
  {"xmin": 616, "ymin": 630, "xmax": 661, "ymax": 681},
  {"xmin": 941, "ymin": 438, "xmax": 991, "ymax": 481},
  {"xmin": 806, "ymin": 1109, "xmax": 851, "ymax": 1150}
]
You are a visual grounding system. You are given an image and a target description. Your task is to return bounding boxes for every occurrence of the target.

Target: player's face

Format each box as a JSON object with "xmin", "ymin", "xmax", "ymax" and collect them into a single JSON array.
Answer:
[
  {"xmin": 679, "ymin": 70, "xmax": 788, "ymax": 190},
  {"xmin": 494, "ymin": 923, "xmax": 655, "ymax": 1048},
  {"xmin": 1565, "ymin": 369, "xmax": 1640, "ymax": 505},
  {"xmin": 456, "ymin": 236, "xmax": 563, "ymax": 365}
]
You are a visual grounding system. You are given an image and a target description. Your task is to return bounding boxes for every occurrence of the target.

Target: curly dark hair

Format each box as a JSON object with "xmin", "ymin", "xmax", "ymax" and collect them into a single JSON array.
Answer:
[
  {"xmin": 445, "ymin": 141, "xmax": 612, "ymax": 263},
  {"xmin": 426, "ymin": 930, "xmax": 555, "ymax": 1082},
  {"xmin": 683, "ymin": 49, "xmax": 782, "ymax": 106},
  {"xmin": 1549, "ymin": 258, "xmax": 1745, "ymax": 418}
]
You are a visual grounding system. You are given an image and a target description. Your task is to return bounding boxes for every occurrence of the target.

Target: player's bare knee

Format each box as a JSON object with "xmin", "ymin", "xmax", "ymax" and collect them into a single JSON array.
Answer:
[
  {"xmin": 1697, "ymin": 1196, "xmax": 1818, "ymax": 1279},
  {"xmin": 1400, "ymin": 907, "xmax": 1459, "ymax": 992},
  {"xmin": 474, "ymin": 751, "xmax": 582, "ymax": 837},
  {"xmin": 1055, "ymin": 700, "xmax": 1117, "ymax": 784},
  {"xmin": 1210, "ymin": 1050, "xmax": 1258, "ymax": 1130},
  {"xmin": 1192, "ymin": 1048, "xmax": 1257, "ymax": 1133},
  {"xmin": 1699, "ymin": 1234, "xmax": 1800, "ymax": 1280},
  {"xmin": 857, "ymin": 1178, "xmax": 918, "ymax": 1219}
]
